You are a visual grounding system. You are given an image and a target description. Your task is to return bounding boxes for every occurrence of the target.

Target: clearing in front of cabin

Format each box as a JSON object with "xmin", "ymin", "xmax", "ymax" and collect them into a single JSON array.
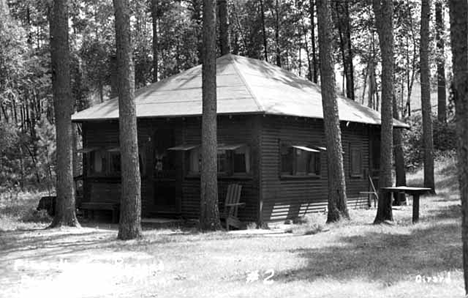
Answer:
[{"xmin": 0, "ymin": 154, "xmax": 464, "ymax": 298}]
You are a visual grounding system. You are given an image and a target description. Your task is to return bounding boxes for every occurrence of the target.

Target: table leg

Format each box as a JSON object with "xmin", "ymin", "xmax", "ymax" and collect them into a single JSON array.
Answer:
[{"xmin": 412, "ymin": 194, "xmax": 420, "ymax": 223}]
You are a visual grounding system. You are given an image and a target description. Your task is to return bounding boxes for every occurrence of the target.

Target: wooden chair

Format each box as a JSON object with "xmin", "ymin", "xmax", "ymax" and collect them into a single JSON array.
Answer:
[
  {"xmin": 359, "ymin": 176, "xmax": 379, "ymax": 208},
  {"xmin": 221, "ymin": 184, "xmax": 245, "ymax": 231}
]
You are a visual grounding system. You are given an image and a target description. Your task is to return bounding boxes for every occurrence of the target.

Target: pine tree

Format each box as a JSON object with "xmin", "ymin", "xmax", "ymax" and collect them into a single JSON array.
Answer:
[
  {"xmin": 435, "ymin": 0, "xmax": 447, "ymax": 123},
  {"xmin": 448, "ymin": 0, "xmax": 468, "ymax": 293},
  {"xmin": 200, "ymin": 0, "xmax": 222, "ymax": 231},
  {"xmin": 372, "ymin": 0, "xmax": 394, "ymax": 223},
  {"xmin": 317, "ymin": 0, "xmax": 349, "ymax": 223},
  {"xmin": 113, "ymin": 0, "xmax": 142, "ymax": 240},
  {"xmin": 49, "ymin": 0, "xmax": 80, "ymax": 228},
  {"xmin": 420, "ymin": 0, "xmax": 435, "ymax": 193},
  {"xmin": 218, "ymin": 0, "xmax": 230, "ymax": 56}
]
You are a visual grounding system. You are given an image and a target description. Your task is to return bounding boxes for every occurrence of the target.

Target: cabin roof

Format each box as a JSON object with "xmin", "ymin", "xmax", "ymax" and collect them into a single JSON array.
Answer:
[{"xmin": 72, "ymin": 54, "xmax": 408, "ymax": 128}]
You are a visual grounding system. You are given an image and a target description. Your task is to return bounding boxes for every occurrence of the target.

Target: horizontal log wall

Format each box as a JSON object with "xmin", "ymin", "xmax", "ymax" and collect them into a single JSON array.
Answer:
[
  {"xmin": 81, "ymin": 116, "xmax": 260, "ymax": 221},
  {"xmin": 81, "ymin": 119, "xmax": 179, "ymax": 217},
  {"xmin": 81, "ymin": 115, "xmax": 380, "ymax": 223},
  {"xmin": 179, "ymin": 115, "xmax": 260, "ymax": 222},
  {"xmin": 260, "ymin": 116, "xmax": 375, "ymax": 222}
]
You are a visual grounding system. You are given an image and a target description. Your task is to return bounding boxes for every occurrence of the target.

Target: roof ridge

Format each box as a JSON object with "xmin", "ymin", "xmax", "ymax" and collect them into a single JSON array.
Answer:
[{"xmin": 228, "ymin": 55, "xmax": 265, "ymax": 113}]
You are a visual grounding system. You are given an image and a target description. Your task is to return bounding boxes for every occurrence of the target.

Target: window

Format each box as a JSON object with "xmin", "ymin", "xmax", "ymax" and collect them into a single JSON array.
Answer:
[
  {"xmin": 109, "ymin": 152, "xmax": 121, "ymax": 173},
  {"xmin": 280, "ymin": 143, "xmax": 321, "ymax": 177},
  {"xmin": 86, "ymin": 147, "xmax": 146, "ymax": 177},
  {"xmin": 217, "ymin": 150, "xmax": 228, "ymax": 173},
  {"xmin": 233, "ymin": 145, "xmax": 250, "ymax": 173},
  {"xmin": 370, "ymin": 138, "xmax": 380, "ymax": 171},
  {"xmin": 88, "ymin": 150, "xmax": 105, "ymax": 175},
  {"xmin": 171, "ymin": 144, "xmax": 251, "ymax": 176},
  {"xmin": 350, "ymin": 144, "xmax": 363, "ymax": 177},
  {"xmin": 189, "ymin": 147, "xmax": 201, "ymax": 173}
]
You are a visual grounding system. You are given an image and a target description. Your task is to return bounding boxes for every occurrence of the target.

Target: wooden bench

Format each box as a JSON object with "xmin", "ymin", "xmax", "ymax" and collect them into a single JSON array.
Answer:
[
  {"xmin": 80, "ymin": 202, "xmax": 120, "ymax": 223},
  {"xmin": 382, "ymin": 187, "xmax": 432, "ymax": 223}
]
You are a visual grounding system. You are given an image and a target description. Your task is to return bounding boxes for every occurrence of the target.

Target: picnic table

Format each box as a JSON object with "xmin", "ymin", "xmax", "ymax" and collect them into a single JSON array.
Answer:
[{"xmin": 382, "ymin": 186, "xmax": 432, "ymax": 223}]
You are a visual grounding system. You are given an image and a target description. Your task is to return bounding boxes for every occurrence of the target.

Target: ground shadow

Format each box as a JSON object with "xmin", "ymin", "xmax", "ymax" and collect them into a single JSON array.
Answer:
[{"xmin": 274, "ymin": 203, "xmax": 462, "ymax": 286}]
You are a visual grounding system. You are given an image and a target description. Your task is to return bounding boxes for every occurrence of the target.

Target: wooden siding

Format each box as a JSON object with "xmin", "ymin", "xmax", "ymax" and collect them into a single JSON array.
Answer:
[
  {"xmin": 178, "ymin": 116, "xmax": 260, "ymax": 222},
  {"xmin": 81, "ymin": 116, "xmax": 260, "ymax": 221},
  {"xmin": 81, "ymin": 115, "xmax": 379, "ymax": 223},
  {"xmin": 259, "ymin": 116, "xmax": 374, "ymax": 222},
  {"xmin": 81, "ymin": 119, "xmax": 180, "ymax": 217}
]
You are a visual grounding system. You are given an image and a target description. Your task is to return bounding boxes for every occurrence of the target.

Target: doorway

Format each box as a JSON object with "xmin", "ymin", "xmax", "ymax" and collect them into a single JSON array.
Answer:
[{"xmin": 152, "ymin": 128, "xmax": 179, "ymax": 214}]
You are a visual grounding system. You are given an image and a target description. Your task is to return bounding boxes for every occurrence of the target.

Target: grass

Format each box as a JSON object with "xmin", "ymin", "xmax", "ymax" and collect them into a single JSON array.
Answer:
[
  {"xmin": 0, "ymin": 190, "xmax": 52, "ymax": 231},
  {"xmin": 0, "ymin": 155, "xmax": 465, "ymax": 298}
]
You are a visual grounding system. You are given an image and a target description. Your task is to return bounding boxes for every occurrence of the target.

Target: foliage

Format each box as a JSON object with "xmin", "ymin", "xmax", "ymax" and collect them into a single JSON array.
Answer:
[
  {"xmin": 403, "ymin": 114, "xmax": 457, "ymax": 171},
  {"xmin": 0, "ymin": 122, "xmax": 20, "ymax": 189},
  {"xmin": 0, "ymin": 190, "xmax": 51, "ymax": 231},
  {"xmin": 35, "ymin": 115, "xmax": 57, "ymax": 193},
  {"xmin": 0, "ymin": 0, "xmax": 456, "ymax": 196}
]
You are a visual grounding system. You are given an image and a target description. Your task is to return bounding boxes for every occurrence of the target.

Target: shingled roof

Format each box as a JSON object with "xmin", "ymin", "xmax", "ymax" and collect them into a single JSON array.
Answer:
[{"xmin": 72, "ymin": 54, "xmax": 408, "ymax": 128}]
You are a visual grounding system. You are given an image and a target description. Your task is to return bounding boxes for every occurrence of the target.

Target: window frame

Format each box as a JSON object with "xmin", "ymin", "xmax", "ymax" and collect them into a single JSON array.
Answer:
[
  {"xmin": 279, "ymin": 142, "xmax": 322, "ymax": 179},
  {"xmin": 349, "ymin": 143, "xmax": 363, "ymax": 178},
  {"xmin": 172, "ymin": 144, "xmax": 252, "ymax": 178},
  {"xmin": 84, "ymin": 146, "xmax": 146, "ymax": 178}
]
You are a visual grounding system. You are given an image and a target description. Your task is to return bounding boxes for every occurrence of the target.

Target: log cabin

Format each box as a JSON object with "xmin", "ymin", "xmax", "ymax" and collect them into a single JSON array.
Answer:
[{"xmin": 72, "ymin": 54, "xmax": 408, "ymax": 224}]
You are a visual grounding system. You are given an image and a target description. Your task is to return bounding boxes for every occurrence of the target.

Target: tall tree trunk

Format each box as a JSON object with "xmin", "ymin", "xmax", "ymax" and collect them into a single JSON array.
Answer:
[
  {"xmin": 274, "ymin": 0, "xmax": 281, "ymax": 67},
  {"xmin": 334, "ymin": 1, "xmax": 354, "ymax": 100},
  {"xmin": 449, "ymin": 1, "xmax": 468, "ymax": 293},
  {"xmin": 310, "ymin": 0, "xmax": 318, "ymax": 83},
  {"xmin": 190, "ymin": 0, "xmax": 203, "ymax": 63},
  {"xmin": 421, "ymin": 0, "xmax": 435, "ymax": 193},
  {"xmin": 393, "ymin": 95, "xmax": 406, "ymax": 205},
  {"xmin": 302, "ymin": 19, "xmax": 313, "ymax": 81},
  {"xmin": 373, "ymin": 0, "xmax": 394, "ymax": 224},
  {"xmin": 344, "ymin": 1, "xmax": 354, "ymax": 100},
  {"xmin": 435, "ymin": 0, "xmax": 446, "ymax": 123},
  {"xmin": 113, "ymin": 0, "xmax": 142, "ymax": 240},
  {"xmin": 151, "ymin": 0, "xmax": 159, "ymax": 83},
  {"xmin": 200, "ymin": 0, "xmax": 222, "ymax": 231},
  {"xmin": 317, "ymin": 0, "xmax": 349, "ymax": 223},
  {"xmin": 260, "ymin": 0, "xmax": 268, "ymax": 62},
  {"xmin": 404, "ymin": 4, "xmax": 418, "ymax": 118},
  {"xmin": 110, "ymin": 55, "xmax": 119, "ymax": 99},
  {"xmin": 49, "ymin": 0, "xmax": 80, "ymax": 228},
  {"xmin": 218, "ymin": 0, "xmax": 230, "ymax": 56}
]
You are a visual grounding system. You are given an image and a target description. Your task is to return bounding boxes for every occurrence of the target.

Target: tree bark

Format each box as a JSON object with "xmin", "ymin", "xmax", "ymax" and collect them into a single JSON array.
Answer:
[
  {"xmin": 334, "ymin": 1, "xmax": 354, "ymax": 100},
  {"xmin": 200, "ymin": 0, "xmax": 222, "ymax": 231},
  {"xmin": 449, "ymin": 1, "xmax": 468, "ymax": 294},
  {"xmin": 113, "ymin": 0, "xmax": 142, "ymax": 240},
  {"xmin": 421, "ymin": 0, "xmax": 436, "ymax": 193},
  {"xmin": 110, "ymin": 55, "xmax": 119, "ymax": 99},
  {"xmin": 435, "ymin": 0, "xmax": 446, "ymax": 123},
  {"xmin": 393, "ymin": 95, "xmax": 406, "ymax": 205},
  {"xmin": 274, "ymin": 0, "xmax": 281, "ymax": 67},
  {"xmin": 260, "ymin": 0, "xmax": 268, "ymax": 62},
  {"xmin": 49, "ymin": 0, "xmax": 80, "ymax": 228},
  {"xmin": 317, "ymin": 0, "xmax": 349, "ymax": 223},
  {"xmin": 217, "ymin": 0, "xmax": 230, "ymax": 56},
  {"xmin": 372, "ymin": 0, "xmax": 394, "ymax": 224},
  {"xmin": 310, "ymin": 0, "xmax": 318, "ymax": 83},
  {"xmin": 151, "ymin": 0, "xmax": 159, "ymax": 83}
]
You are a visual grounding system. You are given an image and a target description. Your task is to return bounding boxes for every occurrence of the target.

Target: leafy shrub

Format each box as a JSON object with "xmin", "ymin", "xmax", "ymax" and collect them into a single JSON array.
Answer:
[
  {"xmin": 0, "ymin": 191, "xmax": 51, "ymax": 224},
  {"xmin": 403, "ymin": 114, "xmax": 457, "ymax": 171}
]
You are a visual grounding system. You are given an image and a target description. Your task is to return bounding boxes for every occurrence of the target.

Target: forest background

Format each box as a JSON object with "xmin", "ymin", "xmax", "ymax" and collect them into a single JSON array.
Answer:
[{"xmin": 0, "ymin": 0, "xmax": 456, "ymax": 195}]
